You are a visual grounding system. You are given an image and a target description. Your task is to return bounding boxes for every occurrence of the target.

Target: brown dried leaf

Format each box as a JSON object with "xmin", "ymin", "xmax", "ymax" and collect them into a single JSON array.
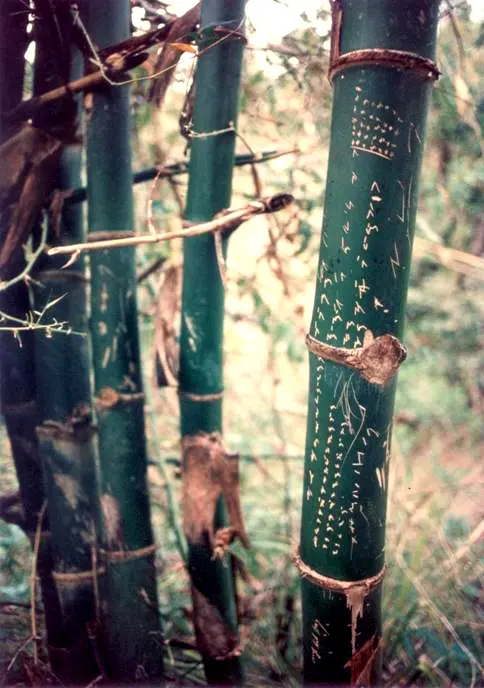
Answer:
[
  {"xmin": 192, "ymin": 585, "xmax": 240, "ymax": 660},
  {"xmin": 182, "ymin": 432, "xmax": 249, "ymax": 550},
  {"xmin": 154, "ymin": 264, "xmax": 180, "ymax": 387},
  {"xmin": 0, "ymin": 124, "xmax": 64, "ymax": 274},
  {"xmin": 344, "ymin": 634, "xmax": 381, "ymax": 687},
  {"xmin": 148, "ymin": 3, "xmax": 200, "ymax": 108}
]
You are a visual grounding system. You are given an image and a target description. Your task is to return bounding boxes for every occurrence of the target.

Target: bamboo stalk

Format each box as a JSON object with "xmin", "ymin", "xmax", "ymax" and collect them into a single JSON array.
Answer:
[
  {"xmin": 178, "ymin": 0, "xmax": 248, "ymax": 684},
  {"xmin": 83, "ymin": 0, "xmax": 164, "ymax": 681},
  {"xmin": 298, "ymin": 1, "xmax": 439, "ymax": 684},
  {"xmin": 0, "ymin": 0, "xmax": 66, "ymax": 677},
  {"xmin": 30, "ymin": 14, "xmax": 102, "ymax": 683}
]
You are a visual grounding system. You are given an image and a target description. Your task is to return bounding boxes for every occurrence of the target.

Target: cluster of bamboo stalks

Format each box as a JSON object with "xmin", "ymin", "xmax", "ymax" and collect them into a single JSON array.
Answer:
[{"xmin": 0, "ymin": 0, "xmax": 439, "ymax": 685}]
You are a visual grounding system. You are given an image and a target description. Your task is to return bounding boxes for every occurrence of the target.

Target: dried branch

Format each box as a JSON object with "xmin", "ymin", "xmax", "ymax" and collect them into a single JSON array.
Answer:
[
  {"xmin": 7, "ymin": 52, "xmax": 147, "ymax": 123},
  {"xmin": 66, "ymin": 148, "xmax": 298, "ymax": 205},
  {"xmin": 413, "ymin": 236, "xmax": 484, "ymax": 281},
  {"xmin": 7, "ymin": 6, "xmax": 199, "ymax": 124},
  {"xmin": 47, "ymin": 193, "xmax": 294, "ymax": 257}
]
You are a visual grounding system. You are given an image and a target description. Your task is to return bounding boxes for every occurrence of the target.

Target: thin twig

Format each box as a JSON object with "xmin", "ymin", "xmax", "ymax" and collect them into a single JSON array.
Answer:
[
  {"xmin": 5, "ymin": 635, "xmax": 35, "ymax": 676},
  {"xmin": 413, "ymin": 236, "xmax": 484, "ymax": 281},
  {"xmin": 137, "ymin": 256, "xmax": 167, "ymax": 284},
  {"xmin": 31, "ymin": 501, "xmax": 47, "ymax": 665},
  {"xmin": 0, "ymin": 221, "xmax": 48, "ymax": 293}
]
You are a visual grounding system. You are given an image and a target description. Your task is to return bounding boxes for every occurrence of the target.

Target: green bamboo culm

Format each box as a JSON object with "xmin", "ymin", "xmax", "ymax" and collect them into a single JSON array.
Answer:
[
  {"xmin": 299, "ymin": 1, "xmax": 439, "ymax": 684},
  {"xmin": 30, "ymin": 9, "xmax": 101, "ymax": 682},
  {"xmin": 83, "ymin": 0, "xmax": 164, "ymax": 681},
  {"xmin": 179, "ymin": 0, "xmax": 247, "ymax": 684}
]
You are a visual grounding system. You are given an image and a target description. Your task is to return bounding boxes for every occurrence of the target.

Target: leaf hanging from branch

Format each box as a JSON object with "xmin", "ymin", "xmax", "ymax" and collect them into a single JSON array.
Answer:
[
  {"xmin": 154, "ymin": 264, "xmax": 181, "ymax": 387},
  {"xmin": 0, "ymin": 123, "xmax": 72, "ymax": 275},
  {"xmin": 148, "ymin": 3, "xmax": 201, "ymax": 108}
]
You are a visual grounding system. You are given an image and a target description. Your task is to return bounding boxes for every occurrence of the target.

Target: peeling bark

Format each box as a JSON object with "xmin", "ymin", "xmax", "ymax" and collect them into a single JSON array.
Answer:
[
  {"xmin": 154, "ymin": 264, "xmax": 180, "ymax": 387},
  {"xmin": 183, "ymin": 432, "xmax": 249, "ymax": 551},
  {"xmin": 192, "ymin": 585, "xmax": 240, "ymax": 661}
]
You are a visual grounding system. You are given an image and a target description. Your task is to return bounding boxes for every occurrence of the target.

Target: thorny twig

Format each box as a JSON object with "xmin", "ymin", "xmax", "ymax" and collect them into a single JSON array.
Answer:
[
  {"xmin": 0, "ymin": 294, "xmax": 77, "ymax": 338},
  {"xmin": 0, "ymin": 221, "xmax": 48, "ymax": 293}
]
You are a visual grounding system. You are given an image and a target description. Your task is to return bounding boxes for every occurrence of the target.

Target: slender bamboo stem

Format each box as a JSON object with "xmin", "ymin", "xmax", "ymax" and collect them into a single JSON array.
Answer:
[
  {"xmin": 178, "ymin": 0, "xmax": 247, "ymax": 684},
  {"xmin": 299, "ymin": 1, "xmax": 439, "ymax": 684},
  {"xmin": 83, "ymin": 0, "xmax": 164, "ymax": 681}
]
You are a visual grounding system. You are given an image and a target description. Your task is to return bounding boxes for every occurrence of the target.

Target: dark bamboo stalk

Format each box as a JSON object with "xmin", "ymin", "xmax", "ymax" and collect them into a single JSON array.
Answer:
[
  {"xmin": 298, "ymin": 1, "xmax": 439, "ymax": 684},
  {"xmin": 83, "ymin": 0, "xmax": 164, "ymax": 681},
  {"xmin": 0, "ymin": 0, "xmax": 65, "ymax": 676},
  {"xmin": 178, "ymin": 0, "xmax": 247, "ymax": 684},
  {"xmin": 30, "ymin": 10, "xmax": 101, "ymax": 683}
]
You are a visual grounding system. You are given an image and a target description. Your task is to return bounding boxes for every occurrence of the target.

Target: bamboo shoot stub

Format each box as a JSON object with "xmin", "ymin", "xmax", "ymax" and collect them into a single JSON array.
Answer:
[{"xmin": 299, "ymin": 1, "xmax": 439, "ymax": 684}]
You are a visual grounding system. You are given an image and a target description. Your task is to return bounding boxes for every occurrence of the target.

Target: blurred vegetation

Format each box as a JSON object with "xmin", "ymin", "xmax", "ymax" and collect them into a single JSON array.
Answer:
[{"xmin": 1, "ymin": 1, "xmax": 483, "ymax": 685}]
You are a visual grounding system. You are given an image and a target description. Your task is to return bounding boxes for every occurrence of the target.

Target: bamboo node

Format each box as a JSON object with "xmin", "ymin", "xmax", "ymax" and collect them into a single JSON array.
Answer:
[
  {"xmin": 180, "ymin": 390, "xmax": 224, "ymax": 402},
  {"xmin": 37, "ymin": 420, "xmax": 96, "ymax": 443},
  {"xmin": 204, "ymin": 25, "xmax": 247, "ymax": 46},
  {"xmin": 293, "ymin": 551, "xmax": 386, "ymax": 593},
  {"xmin": 188, "ymin": 123, "xmax": 236, "ymax": 139},
  {"xmin": 305, "ymin": 330, "xmax": 406, "ymax": 385},
  {"xmin": 329, "ymin": 48, "xmax": 439, "ymax": 83},
  {"xmin": 294, "ymin": 550, "xmax": 386, "ymax": 654},
  {"xmin": 95, "ymin": 387, "xmax": 144, "ymax": 410},
  {"xmin": 52, "ymin": 567, "xmax": 106, "ymax": 585},
  {"xmin": 102, "ymin": 543, "xmax": 157, "ymax": 564}
]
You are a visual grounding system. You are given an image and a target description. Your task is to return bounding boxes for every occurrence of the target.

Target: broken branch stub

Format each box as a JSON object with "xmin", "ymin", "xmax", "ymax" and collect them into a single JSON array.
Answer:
[
  {"xmin": 182, "ymin": 432, "xmax": 249, "ymax": 552},
  {"xmin": 306, "ymin": 329, "xmax": 406, "ymax": 386}
]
